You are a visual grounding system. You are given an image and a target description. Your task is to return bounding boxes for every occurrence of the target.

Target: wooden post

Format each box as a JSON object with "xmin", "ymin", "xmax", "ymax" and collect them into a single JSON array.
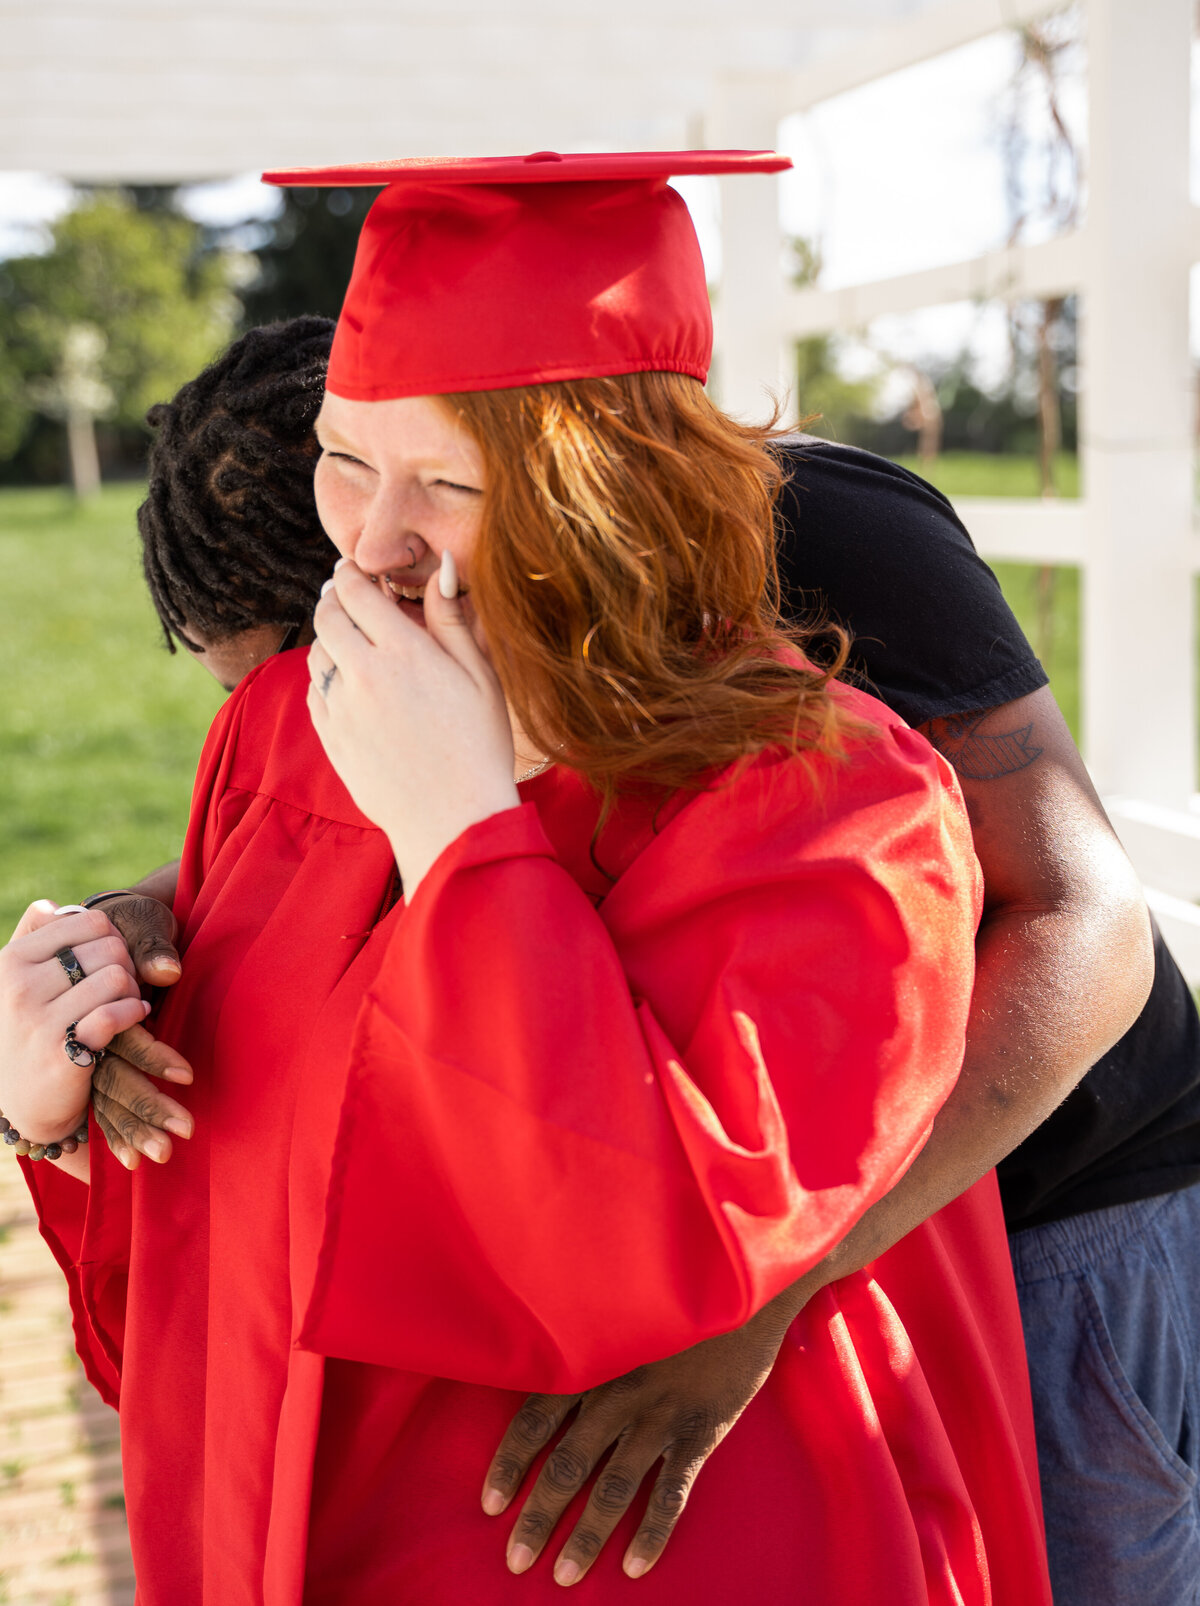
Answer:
[
  {"xmin": 709, "ymin": 74, "xmax": 792, "ymax": 425},
  {"xmin": 1081, "ymin": 0, "xmax": 1195, "ymax": 804}
]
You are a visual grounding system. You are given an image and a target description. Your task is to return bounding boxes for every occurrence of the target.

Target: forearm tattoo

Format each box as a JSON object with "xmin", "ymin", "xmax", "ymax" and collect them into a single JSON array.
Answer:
[{"xmin": 918, "ymin": 711, "xmax": 1043, "ymax": 780}]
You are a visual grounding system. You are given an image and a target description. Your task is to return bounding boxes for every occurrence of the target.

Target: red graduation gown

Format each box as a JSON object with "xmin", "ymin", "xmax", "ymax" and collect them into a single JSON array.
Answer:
[{"xmin": 25, "ymin": 651, "xmax": 1050, "ymax": 1605}]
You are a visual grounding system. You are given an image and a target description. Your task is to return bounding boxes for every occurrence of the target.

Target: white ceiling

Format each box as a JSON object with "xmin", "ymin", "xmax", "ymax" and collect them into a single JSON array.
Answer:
[{"xmin": 1, "ymin": 0, "xmax": 1004, "ymax": 179}]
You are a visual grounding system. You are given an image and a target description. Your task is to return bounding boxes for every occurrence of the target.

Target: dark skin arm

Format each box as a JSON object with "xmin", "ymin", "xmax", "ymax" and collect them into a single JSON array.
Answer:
[
  {"xmin": 43, "ymin": 861, "xmax": 189, "ymax": 1180},
  {"xmin": 485, "ymin": 686, "xmax": 1155, "ymax": 1586}
]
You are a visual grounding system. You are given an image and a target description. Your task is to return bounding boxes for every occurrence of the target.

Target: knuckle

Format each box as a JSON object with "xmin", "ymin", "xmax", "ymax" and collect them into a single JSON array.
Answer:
[
  {"xmin": 487, "ymin": 1455, "xmax": 525, "ymax": 1495},
  {"xmin": 95, "ymin": 936, "xmax": 132, "ymax": 970},
  {"xmin": 116, "ymin": 1110, "xmax": 141, "ymax": 1143},
  {"xmin": 130, "ymin": 1094, "xmax": 165, "ymax": 1127},
  {"xmin": 84, "ymin": 1007, "xmax": 116, "ymax": 1039},
  {"xmin": 591, "ymin": 1467, "xmax": 638, "ymax": 1515},
  {"xmin": 565, "ymin": 1528, "xmax": 604, "ymax": 1562},
  {"xmin": 602, "ymin": 1366, "xmax": 649, "ymax": 1399},
  {"xmin": 669, "ymin": 1405, "xmax": 721, "ymax": 1449},
  {"xmin": 11, "ymin": 973, "xmax": 37, "ymax": 1010},
  {"xmin": 513, "ymin": 1506, "xmax": 555, "ymax": 1546},
  {"xmin": 83, "ymin": 910, "xmax": 114, "ymax": 942},
  {"xmin": 95, "ymin": 963, "xmax": 139, "ymax": 997},
  {"xmin": 511, "ymin": 1399, "xmax": 562, "ymax": 1451},
  {"xmin": 542, "ymin": 1444, "xmax": 590, "ymax": 1495},
  {"xmin": 649, "ymin": 1474, "xmax": 692, "ymax": 1520},
  {"xmin": 112, "ymin": 1033, "xmax": 151, "ymax": 1071},
  {"xmin": 636, "ymin": 1521, "xmax": 674, "ymax": 1555}
]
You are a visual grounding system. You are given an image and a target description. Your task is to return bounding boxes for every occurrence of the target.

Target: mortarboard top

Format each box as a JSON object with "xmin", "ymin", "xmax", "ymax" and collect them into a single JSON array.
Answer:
[
  {"xmin": 262, "ymin": 150, "xmax": 792, "ymax": 401},
  {"xmin": 262, "ymin": 149, "xmax": 791, "ymax": 187}
]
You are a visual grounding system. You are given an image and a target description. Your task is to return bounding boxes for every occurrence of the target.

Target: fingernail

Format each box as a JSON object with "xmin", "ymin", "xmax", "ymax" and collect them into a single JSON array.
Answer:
[
  {"xmin": 625, "ymin": 1557, "xmax": 649, "ymax": 1579},
  {"xmin": 321, "ymin": 577, "xmax": 336, "ymax": 596},
  {"xmin": 162, "ymin": 1117, "xmax": 192, "ymax": 1138},
  {"xmin": 32, "ymin": 898, "xmax": 57, "ymax": 913},
  {"xmin": 507, "ymin": 1544, "xmax": 535, "ymax": 1576},
  {"xmin": 121, "ymin": 1150, "xmax": 137, "ymax": 1171},
  {"xmin": 54, "ymin": 904, "xmax": 89, "ymax": 917},
  {"xmin": 144, "ymin": 1136, "xmax": 170, "ymax": 1163},
  {"xmin": 334, "ymin": 556, "xmax": 351, "ymax": 571},
  {"xmin": 438, "ymin": 548, "xmax": 458, "ymax": 599},
  {"xmin": 141, "ymin": 1000, "xmax": 153, "ymax": 1017},
  {"xmin": 554, "ymin": 1558, "xmax": 581, "ymax": 1587},
  {"xmin": 482, "ymin": 1487, "xmax": 507, "ymax": 1516}
]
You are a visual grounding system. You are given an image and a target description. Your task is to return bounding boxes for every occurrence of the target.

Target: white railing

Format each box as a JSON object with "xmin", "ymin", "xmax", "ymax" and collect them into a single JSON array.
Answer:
[{"xmin": 711, "ymin": 0, "xmax": 1200, "ymax": 978}]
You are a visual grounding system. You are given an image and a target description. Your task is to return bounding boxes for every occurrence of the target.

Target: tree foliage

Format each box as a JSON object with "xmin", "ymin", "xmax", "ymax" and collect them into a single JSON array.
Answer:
[
  {"xmin": 238, "ymin": 186, "xmax": 381, "ymax": 327},
  {"xmin": 0, "ymin": 192, "xmax": 237, "ymax": 475}
]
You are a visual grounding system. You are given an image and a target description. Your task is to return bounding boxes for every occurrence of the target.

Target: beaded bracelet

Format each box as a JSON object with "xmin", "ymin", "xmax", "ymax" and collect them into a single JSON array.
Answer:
[{"xmin": 0, "ymin": 1110, "xmax": 89, "ymax": 1162}]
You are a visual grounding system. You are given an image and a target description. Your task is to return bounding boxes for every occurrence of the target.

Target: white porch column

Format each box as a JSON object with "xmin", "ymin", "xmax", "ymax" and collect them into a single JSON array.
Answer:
[
  {"xmin": 1081, "ymin": 0, "xmax": 1195, "ymax": 803},
  {"xmin": 709, "ymin": 75, "xmax": 792, "ymax": 425}
]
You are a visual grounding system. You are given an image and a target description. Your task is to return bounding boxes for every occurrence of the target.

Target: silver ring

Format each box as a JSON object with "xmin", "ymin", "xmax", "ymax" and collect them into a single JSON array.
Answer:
[
  {"xmin": 318, "ymin": 665, "xmax": 337, "ymax": 698},
  {"xmin": 64, "ymin": 1022, "xmax": 104, "ymax": 1071},
  {"xmin": 55, "ymin": 947, "xmax": 86, "ymax": 987}
]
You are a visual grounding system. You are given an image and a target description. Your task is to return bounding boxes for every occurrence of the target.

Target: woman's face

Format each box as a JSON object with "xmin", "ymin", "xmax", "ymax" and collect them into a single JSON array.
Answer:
[{"xmin": 313, "ymin": 392, "xmax": 486, "ymax": 642}]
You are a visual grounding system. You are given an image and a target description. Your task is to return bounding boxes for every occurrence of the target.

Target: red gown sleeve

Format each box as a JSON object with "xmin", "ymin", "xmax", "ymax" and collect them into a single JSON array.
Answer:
[
  {"xmin": 19, "ymin": 670, "xmax": 262, "ymax": 1401},
  {"xmin": 301, "ymin": 721, "xmax": 981, "ymax": 1393}
]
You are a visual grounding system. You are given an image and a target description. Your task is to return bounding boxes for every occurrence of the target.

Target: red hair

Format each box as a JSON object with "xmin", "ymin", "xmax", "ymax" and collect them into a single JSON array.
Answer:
[{"xmin": 446, "ymin": 372, "xmax": 853, "ymax": 803}]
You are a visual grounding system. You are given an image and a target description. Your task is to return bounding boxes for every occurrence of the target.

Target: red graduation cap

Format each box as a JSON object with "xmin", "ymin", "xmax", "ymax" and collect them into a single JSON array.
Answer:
[{"xmin": 263, "ymin": 150, "xmax": 791, "ymax": 401}]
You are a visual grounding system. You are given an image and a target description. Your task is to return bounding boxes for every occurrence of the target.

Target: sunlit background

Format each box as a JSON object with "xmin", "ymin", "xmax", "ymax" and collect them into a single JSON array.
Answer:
[{"xmin": 0, "ymin": 1, "xmax": 1196, "ymax": 1598}]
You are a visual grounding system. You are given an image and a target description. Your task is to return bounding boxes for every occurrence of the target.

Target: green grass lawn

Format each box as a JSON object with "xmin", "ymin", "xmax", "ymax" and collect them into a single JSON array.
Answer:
[
  {"xmin": 0, "ymin": 483, "xmax": 224, "ymax": 938},
  {"xmin": 0, "ymin": 452, "xmax": 1100, "ymax": 940},
  {"xmin": 888, "ymin": 452, "xmax": 1083, "ymax": 740},
  {"xmin": 889, "ymin": 450, "xmax": 1081, "ymax": 501}
]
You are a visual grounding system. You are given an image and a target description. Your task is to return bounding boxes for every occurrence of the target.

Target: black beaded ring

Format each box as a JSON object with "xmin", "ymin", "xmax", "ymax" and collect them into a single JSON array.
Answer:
[
  {"xmin": 64, "ymin": 1021, "xmax": 105, "ymax": 1071},
  {"xmin": 55, "ymin": 946, "xmax": 86, "ymax": 987},
  {"xmin": 0, "ymin": 1109, "xmax": 89, "ymax": 1162}
]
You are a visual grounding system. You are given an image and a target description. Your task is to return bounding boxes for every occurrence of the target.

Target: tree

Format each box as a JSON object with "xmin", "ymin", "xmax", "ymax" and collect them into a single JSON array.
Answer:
[
  {"xmin": 238, "ymin": 186, "xmax": 381, "ymax": 327},
  {"xmin": 0, "ymin": 193, "xmax": 237, "ymax": 494},
  {"xmin": 788, "ymin": 239, "xmax": 879, "ymax": 442}
]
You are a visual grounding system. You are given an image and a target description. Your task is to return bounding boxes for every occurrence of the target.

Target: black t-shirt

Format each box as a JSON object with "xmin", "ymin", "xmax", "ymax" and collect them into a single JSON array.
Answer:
[{"xmin": 771, "ymin": 435, "xmax": 1200, "ymax": 1231}]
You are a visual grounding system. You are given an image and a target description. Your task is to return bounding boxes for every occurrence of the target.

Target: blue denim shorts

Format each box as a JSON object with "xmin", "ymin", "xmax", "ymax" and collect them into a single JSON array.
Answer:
[{"xmin": 1009, "ymin": 1183, "xmax": 1200, "ymax": 1606}]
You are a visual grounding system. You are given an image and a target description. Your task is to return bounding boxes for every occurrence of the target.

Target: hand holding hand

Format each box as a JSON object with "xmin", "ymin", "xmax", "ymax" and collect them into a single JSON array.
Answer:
[
  {"xmin": 0, "ymin": 900, "xmax": 152, "ymax": 1143},
  {"xmin": 96, "ymin": 893, "xmax": 182, "ymax": 989},
  {"xmin": 484, "ymin": 1287, "xmax": 806, "ymax": 1586},
  {"xmin": 91, "ymin": 1022, "xmax": 193, "ymax": 1169},
  {"xmin": 307, "ymin": 555, "xmax": 519, "ymax": 895}
]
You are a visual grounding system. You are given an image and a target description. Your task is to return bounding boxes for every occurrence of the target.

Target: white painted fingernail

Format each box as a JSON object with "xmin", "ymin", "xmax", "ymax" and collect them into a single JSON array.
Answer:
[
  {"xmin": 438, "ymin": 548, "xmax": 458, "ymax": 599},
  {"xmin": 321, "ymin": 577, "xmax": 336, "ymax": 596},
  {"xmin": 54, "ymin": 904, "xmax": 88, "ymax": 916},
  {"xmin": 32, "ymin": 899, "xmax": 57, "ymax": 913},
  {"xmin": 334, "ymin": 556, "xmax": 351, "ymax": 571}
]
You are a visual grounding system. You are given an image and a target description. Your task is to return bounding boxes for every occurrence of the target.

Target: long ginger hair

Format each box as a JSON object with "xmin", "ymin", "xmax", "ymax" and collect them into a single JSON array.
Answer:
[{"xmin": 445, "ymin": 372, "xmax": 853, "ymax": 801}]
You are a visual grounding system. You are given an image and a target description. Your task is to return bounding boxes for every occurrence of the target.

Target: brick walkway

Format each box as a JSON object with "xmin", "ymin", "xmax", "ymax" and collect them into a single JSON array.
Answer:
[{"xmin": 0, "ymin": 1157, "xmax": 134, "ymax": 1605}]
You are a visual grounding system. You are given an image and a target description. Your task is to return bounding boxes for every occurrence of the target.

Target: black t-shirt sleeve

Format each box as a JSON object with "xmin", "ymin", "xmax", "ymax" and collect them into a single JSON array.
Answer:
[{"xmin": 772, "ymin": 436, "xmax": 1048, "ymax": 726}]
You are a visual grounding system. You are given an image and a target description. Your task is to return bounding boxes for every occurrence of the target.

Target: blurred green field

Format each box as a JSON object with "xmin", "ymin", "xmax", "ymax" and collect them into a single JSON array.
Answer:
[
  {"xmin": 889, "ymin": 450, "xmax": 1081, "ymax": 500},
  {"xmin": 0, "ymin": 483, "xmax": 224, "ymax": 937},
  {"xmin": 0, "ymin": 457, "xmax": 1087, "ymax": 939}
]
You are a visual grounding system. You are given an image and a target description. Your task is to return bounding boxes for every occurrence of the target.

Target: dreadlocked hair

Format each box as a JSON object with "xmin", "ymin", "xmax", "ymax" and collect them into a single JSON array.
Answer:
[{"xmin": 138, "ymin": 317, "xmax": 339, "ymax": 652}]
